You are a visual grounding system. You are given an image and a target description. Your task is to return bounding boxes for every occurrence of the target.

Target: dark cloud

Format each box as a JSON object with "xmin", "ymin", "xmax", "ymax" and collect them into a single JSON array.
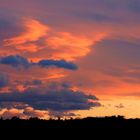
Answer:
[
  {"xmin": 0, "ymin": 55, "xmax": 78, "ymax": 70},
  {"xmin": 0, "ymin": 87, "xmax": 100, "ymax": 111},
  {"xmin": 38, "ymin": 60, "xmax": 78, "ymax": 70},
  {"xmin": 32, "ymin": 80, "xmax": 42, "ymax": 85},
  {"xmin": 15, "ymin": 80, "xmax": 42, "ymax": 87},
  {"xmin": 0, "ymin": 102, "xmax": 28, "ymax": 109},
  {"xmin": 0, "ymin": 55, "xmax": 29, "ymax": 68},
  {"xmin": 0, "ymin": 73, "xmax": 9, "ymax": 88},
  {"xmin": 61, "ymin": 82, "xmax": 71, "ymax": 88}
]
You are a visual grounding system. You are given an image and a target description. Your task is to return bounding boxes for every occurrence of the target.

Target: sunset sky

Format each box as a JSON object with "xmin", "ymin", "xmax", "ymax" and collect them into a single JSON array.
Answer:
[{"xmin": 0, "ymin": 0, "xmax": 140, "ymax": 119}]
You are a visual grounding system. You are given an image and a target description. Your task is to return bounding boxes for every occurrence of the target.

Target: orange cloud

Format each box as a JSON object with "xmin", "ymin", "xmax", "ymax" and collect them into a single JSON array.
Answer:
[
  {"xmin": 23, "ymin": 107, "xmax": 49, "ymax": 119},
  {"xmin": 47, "ymin": 73, "xmax": 66, "ymax": 80},
  {"xmin": 17, "ymin": 44, "xmax": 40, "ymax": 53},
  {"xmin": 4, "ymin": 19, "xmax": 49, "ymax": 46},
  {"xmin": 0, "ymin": 108, "xmax": 24, "ymax": 119},
  {"xmin": 3, "ymin": 18, "xmax": 106, "ymax": 62},
  {"xmin": 47, "ymin": 32, "xmax": 106, "ymax": 60},
  {"xmin": 0, "ymin": 107, "xmax": 49, "ymax": 119}
]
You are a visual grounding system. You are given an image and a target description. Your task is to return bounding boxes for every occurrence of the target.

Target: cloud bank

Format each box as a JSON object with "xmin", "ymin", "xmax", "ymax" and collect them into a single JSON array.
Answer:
[{"xmin": 0, "ymin": 88, "xmax": 100, "ymax": 111}]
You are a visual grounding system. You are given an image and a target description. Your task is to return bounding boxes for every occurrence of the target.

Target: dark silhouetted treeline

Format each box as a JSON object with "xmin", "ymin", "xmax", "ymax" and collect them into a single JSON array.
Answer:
[
  {"xmin": 0, "ymin": 116, "xmax": 140, "ymax": 138},
  {"xmin": 0, "ymin": 115, "xmax": 140, "ymax": 131}
]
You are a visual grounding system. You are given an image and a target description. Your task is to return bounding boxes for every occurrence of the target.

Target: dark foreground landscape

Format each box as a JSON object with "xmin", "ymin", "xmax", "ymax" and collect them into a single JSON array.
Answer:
[
  {"xmin": 0, "ymin": 116, "xmax": 140, "ymax": 138},
  {"xmin": 0, "ymin": 116, "xmax": 140, "ymax": 131}
]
